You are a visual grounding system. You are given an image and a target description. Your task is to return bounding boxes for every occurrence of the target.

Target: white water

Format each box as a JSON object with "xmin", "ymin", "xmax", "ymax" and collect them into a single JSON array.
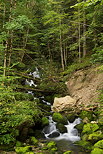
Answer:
[{"xmin": 43, "ymin": 116, "xmax": 81, "ymax": 142}]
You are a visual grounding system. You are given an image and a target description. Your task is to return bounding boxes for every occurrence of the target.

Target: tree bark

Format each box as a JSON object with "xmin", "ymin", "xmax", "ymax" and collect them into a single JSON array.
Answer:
[
  {"xmin": 78, "ymin": 2, "xmax": 81, "ymax": 62},
  {"xmin": 60, "ymin": 29, "xmax": 64, "ymax": 70},
  {"xmin": 83, "ymin": 0, "xmax": 86, "ymax": 57}
]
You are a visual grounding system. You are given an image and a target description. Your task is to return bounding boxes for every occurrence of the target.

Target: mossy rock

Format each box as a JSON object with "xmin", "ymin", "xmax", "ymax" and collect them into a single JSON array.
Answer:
[
  {"xmin": 82, "ymin": 123, "xmax": 99, "ymax": 134},
  {"xmin": 47, "ymin": 141, "xmax": 57, "ymax": 149},
  {"xmin": 42, "ymin": 117, "xmax": 49, "ymax": 127},
  {"xmin": 91, "ymin": 148, "xmax": 103, "ymax": 154},
  {"xmin": 75, "ymin": 122, "xmax": 84, "ymax": 133},
  {"xmin": 98, "ymin": 115, "xmax": 103, "ymax": 125},
  {"xmin": 51, "ymin": 147, "xmax": 58, "ymax": 152},
  {"xmin": 79, "ymin": 111, "xmax": 93, "ymax": 122},
  {"xmin": 94, "ymin": 140, "xmax": 103, "ymax": 149},
  {"xmin": 56, "ymin": 123, "xmax": 67, "ymax": 133},
  {"xmin": 81, "ymin": 134, "xmax": 89, "ymax": 141},
  {"xmin": 63, "ymin": 151, "xmax": 72, "ymax": 154},
  {"xmin": 25, "ymin": 152, "xmax": 34, "ymax": 154},
  {"xmin": 30, "ymin": 136, "xmax": 38, "ymax": 145},
  {"xmin": 66, "ymin": 113, "xmax": 78, "ymax": 123},
  {"xmin": 15, "ymin": 146, "xmax": 32, "ymax": 153},
  {"xmin": 33, "ymin": 130, "xmax": 45, "ymax": 139},
  {"xmin": 16, "ymin": 141, "xmax": 23, "ymax": 147},
  {"xmin": 52, "ymin": 113, "xmax": 68, "ymax": 125},
  {"xmin": 88, "ymin": 131, "xmax": 103, "ymax": 143},
  {"xmin": 76, "ymin": 140, "xmax": 93, "ymax": 150}
]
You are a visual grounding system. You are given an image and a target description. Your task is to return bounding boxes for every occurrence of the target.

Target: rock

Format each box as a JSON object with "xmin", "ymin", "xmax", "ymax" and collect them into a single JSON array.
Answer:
[
  {"xmin": 76, "ymin": 140, "xmax": 92, "ymax": 150},
  {"xmin": 66, "ymin": 113, "xmax": 78, "ymax": 123},
  {"xmin": 91, "ymin": 148, "xmax": 103, "ymax": 154},
  {"xmin": 52, "ymin": 112, "xmax": 68, "ymax": 125},
  {"xmin": 52, "ymin": 96, "xmax": 76, "ymax": 112},
  {"xmin": 41, "ymin": 117, "xmax": 49, "ymax": 127},
  {"xmin": 75, "ymin": 123, "xmax": 84, "ymax": 133},
  {"xmin": 79, "ymin": 110, "xmax": 94, "ymax": 122},
  {"xmin": 63, "ymin": 151, "xmax": 72, "ymax": 154},
  {"xmin": 82, "ymin": 123, "xmax": 99, "ymax": 134},
  {"xmin": 46, "ymin": 141, "xmax": 57, "ymax": 149},
  {"xmin": 48, "ymin": 131, "xmax": 60, "ymax": 138},
  {"xmin": 82, "ymin": 123, "xmax": 98, "ymax": 134},
  {"xmin": 94, "ymin": 140, "xmax": 103, "ymax": 149},
  {"xmin": 15, "ymin": 146, "xmax": 32, "ymax": 153},
  {"xmin": 88, "ymin": 131, "xmax": 103, "ymax": 144},
  {"xmin": 56, "ymin": 123, "xmax": 67, "ymax": 133},
  {"xmin": 30, "ymin": 136, "xmax": 38, "ymax": 145}
]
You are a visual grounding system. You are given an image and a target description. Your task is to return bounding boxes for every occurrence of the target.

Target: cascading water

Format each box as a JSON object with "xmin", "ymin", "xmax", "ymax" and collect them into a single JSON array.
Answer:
[
  {"xmin": 25, "ymin": 68, "xmax": 86, "ymax": 153},
  {"xmin": 43, "ymin": 116, "xmax": 81, "ymax": 142}
]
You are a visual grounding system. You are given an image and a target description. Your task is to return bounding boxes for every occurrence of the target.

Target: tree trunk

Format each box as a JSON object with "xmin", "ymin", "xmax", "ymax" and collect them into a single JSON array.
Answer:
[
  {"xmin": 21, "ymin": 27, "xmax": 29, "ymax": 62},
  {"xmin": 78, "ymin": 3, "xmax": 81, "ymax": 62},
  {"xmin": 60, "ymin": 29, "xmax": 64, "ymax": 70},
  {"xmin": 83, "ymin": 0, "xmax": 86, "ymax": 57}
]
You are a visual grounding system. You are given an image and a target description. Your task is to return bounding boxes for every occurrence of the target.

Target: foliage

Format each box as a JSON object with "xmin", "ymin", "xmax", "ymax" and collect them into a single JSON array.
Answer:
[
  {"xmin": 0, "ymin": 77, "xmax": 42, "ymax": 145},
  {"xmin": 62, "ymin": 58, "xmax": 91, "ymax": 76},
  {"xmin": 91, "ymin": 50, "xmax": 103, "ymax": 63}
]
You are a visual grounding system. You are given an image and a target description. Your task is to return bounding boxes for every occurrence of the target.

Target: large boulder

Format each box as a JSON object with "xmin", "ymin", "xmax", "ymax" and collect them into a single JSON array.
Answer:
[{"xmin": 51, "ymin": 96, "xmax": 77, "ymax": 112}]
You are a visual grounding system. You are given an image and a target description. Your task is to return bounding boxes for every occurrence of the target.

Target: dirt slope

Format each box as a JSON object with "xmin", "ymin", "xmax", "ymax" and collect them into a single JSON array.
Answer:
[{"xmin": 66, "ymin": 66, "xmax": 103, "ymax": 109}]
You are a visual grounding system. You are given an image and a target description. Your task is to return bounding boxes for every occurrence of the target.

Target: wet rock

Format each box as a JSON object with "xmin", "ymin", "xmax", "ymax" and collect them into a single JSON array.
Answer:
[
  {"xmin": 56, "ymin": 123, "xmax": 67, "ymax": 133},
  {"xmin": 52, "ymin": 112, "xmax": 68, "ymax": 125},
  {"xmin": 41, "ymin": 117, "xmax": 49, "ymax": 127},
  {"xmin": 48, "ymin": 131, "xmax": 60, "ymax": 138}
]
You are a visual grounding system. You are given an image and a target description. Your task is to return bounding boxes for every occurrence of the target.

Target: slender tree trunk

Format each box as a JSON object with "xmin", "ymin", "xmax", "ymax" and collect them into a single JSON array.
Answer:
[
  {"xmin": 60, "ymin": 29, "xmax": 64, "ymax": 70},
  {"xmin": 83, "ymin": 0, "xmax": 86, "ymax": 57},
  {"xmin": 78, "ymin": 3, "xmax": 81, "ymax": 62},
  {"xmin": 64, "ymin": 42, "xmax": 67, "ymax": 67},
  {"xmin": 59, "ymin": 17, "xmax": 64, "ymax": 70},
  {"xmin": 8, "ymin": 0, "xmax": 13, "ymax": 67},
  {"xmin": 48, "ymin": 42, "xmax": 52, "ymax": 62},
  {"xmin": 21, "ymin": 27, "xmax": 29, "ymax": 62}
]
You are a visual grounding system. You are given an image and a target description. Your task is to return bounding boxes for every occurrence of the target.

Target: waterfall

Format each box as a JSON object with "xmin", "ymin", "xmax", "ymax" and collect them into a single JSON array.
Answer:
[{"xmin": 43, "ymin": 116, "xmax": 81, "ymax": 142}]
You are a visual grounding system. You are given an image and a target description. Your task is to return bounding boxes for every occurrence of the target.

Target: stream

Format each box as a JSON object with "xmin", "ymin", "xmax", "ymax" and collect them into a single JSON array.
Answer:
[{"xmin": 26, "ymin": 68, "xmax": 87, "ymax": 154}]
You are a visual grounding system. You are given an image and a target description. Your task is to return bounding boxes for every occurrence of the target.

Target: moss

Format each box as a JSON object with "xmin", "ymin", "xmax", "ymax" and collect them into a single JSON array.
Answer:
[
  {"xmin": 63, "ymin": 151, "xmax": 72, "ymax": 154},
  {"xmin": 30, "ymin": 136, "xmax": 38, "ymax": 146},
  {"xmin": 16, "ymin": 141, "xmax": 23, "ymax": 147},
  {"xmin": 75, "ymin": 123, "xmax": 84, "ymax": 133},
  {"xmin": 15, "ymin": 146, "xmax": 32, "ymax": 153},
  {"xmin": 33, "ymin": 130, "xmax": 44, "ymax": 139},
  {"xmin": 51, "ymin": 147, "xmax": 58, "ymax": 152},
  {"xmin": 52, "ymin": 113, "xmax": 67, "ymax": 125},
  {"xmin": 82, "ymin": 134, "xmax": 89, "ymax": 141},
  {"xmin": 91, "ymin": 148, "xmax": 103, "ymax": 154},
  {"xmin": 25, "ymin": 152, "xmax": 34, "ymax": 154},
  {"xmin": 88, "ymin": 132, "xmax": 103, "ymax": 143},
  {"xmin": 79, "ymin": 111, "xmax": 93, "ymax": 122},
  {"xmin": 66, "ymin": 113, "xmax": 77, "ymax": 123},
  {"xmin": 56, "ymin": 123, "xmax": 67, "ymax": 133},
  {"xmin": 94, "ymin": 140, "xmax": 103, "ymax": 149},
  {"xmin": 41, "ymin": 117, "xmax": 49, "ymax": 127},
  {"xmin": 47, "ymin": 141, "xmax": 57, "ymax": 149},
  {"xmin": 82, "ymin": 123, "xmax": 99, "ymax": 134},
  {"xmin": 76, "ymin": 140, "xmax": 93, "ymax": 150}
]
